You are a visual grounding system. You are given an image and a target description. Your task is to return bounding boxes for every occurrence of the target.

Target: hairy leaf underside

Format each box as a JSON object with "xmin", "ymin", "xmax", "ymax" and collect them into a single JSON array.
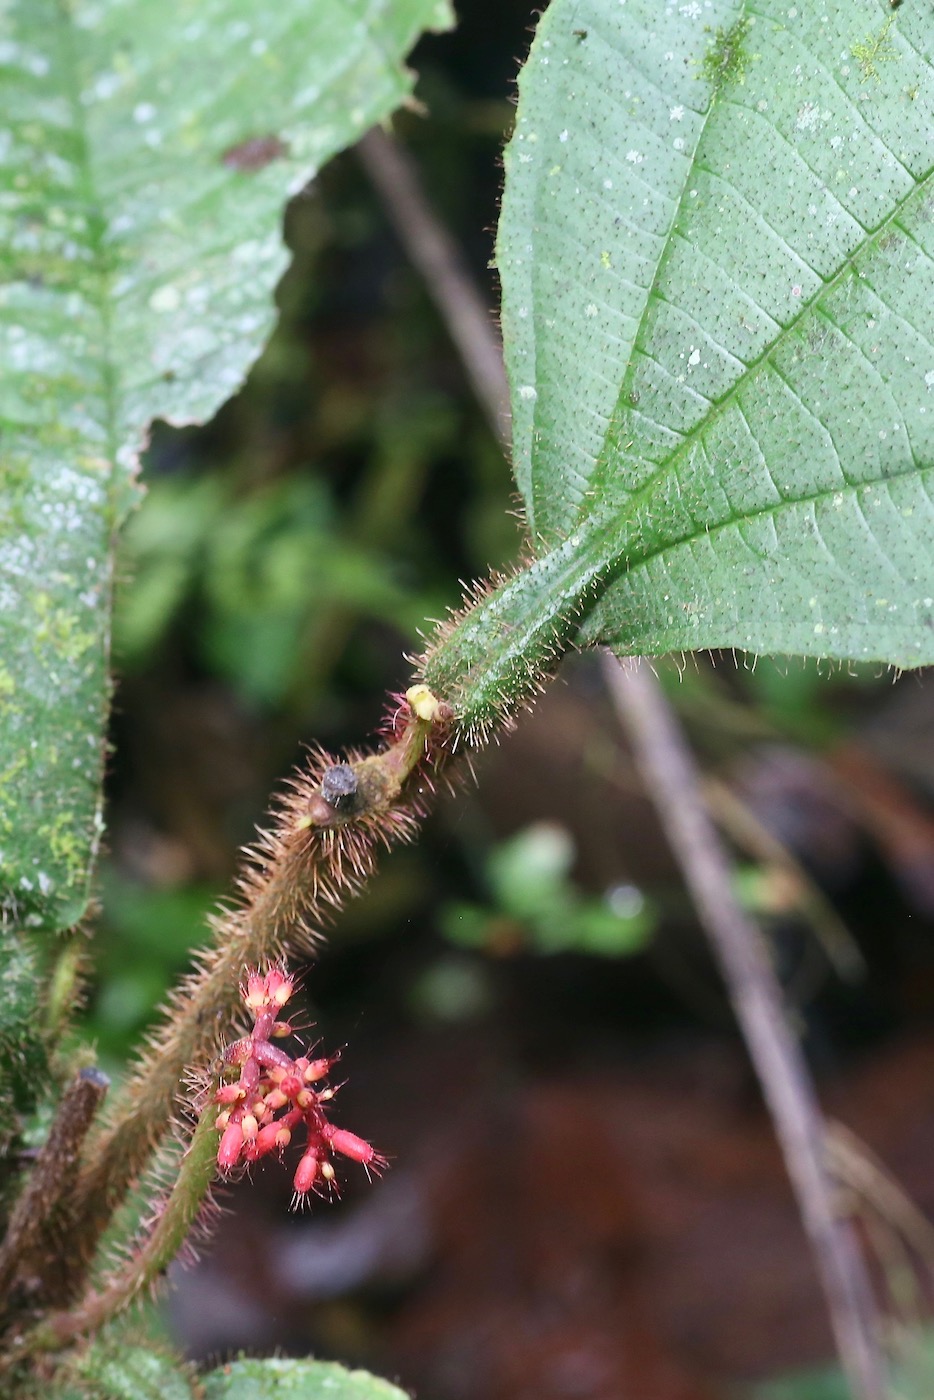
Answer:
[
  {"xmin": 0, "ymin": 0, "xmax": 451, "ymax": 932},
  {"xmin": 497, "ymin": 0, "xmax": 934, "ymax": 669}
]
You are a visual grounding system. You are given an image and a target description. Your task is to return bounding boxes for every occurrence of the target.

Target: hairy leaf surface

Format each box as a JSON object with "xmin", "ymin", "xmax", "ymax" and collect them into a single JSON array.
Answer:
[
  {"xmin": 497, "ymin": 0, "xmax": 934, "ymax": 667},
  {"xmin": 0, "ymin": 0, "xmax": 451, "ymax": 931}
]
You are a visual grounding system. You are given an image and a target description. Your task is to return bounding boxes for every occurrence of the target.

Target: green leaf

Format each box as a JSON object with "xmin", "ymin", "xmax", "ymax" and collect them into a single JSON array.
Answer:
[
  {"xmin": 0, "ymin": 0, "xmax": 452, "ymax": 933},
  {"xmin": 496, "ymin": 0, "xmax": 934, "ymax": 669},
  {"xmin": 441, "ymin": 824, "xmax": 655, "ymax": 958},
  {"xmin": 753, "ymin": 1365, "xmax": 849, "ymax": 1400},
  {"xmin": 202, "ymin": 1358, "xmax": 411, "ymax": 1400},
  {"xmin": 0, "ymin": 925, "xmax": 47, "ymax": 1197},
  {"xmin": 49, "ymin": 1338, "xmax": 197, "ymax": 1400},
  {"xmin": 0, "ymin": 925, "xmax": 46, "ymax": 1102},
  {"xmin": 50, "ymin": 1342, "xmax": 411, "ymax": 1400}
]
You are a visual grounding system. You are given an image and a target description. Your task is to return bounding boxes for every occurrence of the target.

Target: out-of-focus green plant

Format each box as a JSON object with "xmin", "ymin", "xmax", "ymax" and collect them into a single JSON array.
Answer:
[
  {"xmin": 442, "ymin": 821, "xmax": 655, "ymax": 958},
  {"xmin": 116, "ymin": 470, "xmax": 419, "ymax": 707},
  {"xmin": 87, "ymin": 870, "xmax": 220, "ymax": 1066},
  {"xmin": 756, "ymin": 1332, "xmax": 934, "ymax": 1400}
]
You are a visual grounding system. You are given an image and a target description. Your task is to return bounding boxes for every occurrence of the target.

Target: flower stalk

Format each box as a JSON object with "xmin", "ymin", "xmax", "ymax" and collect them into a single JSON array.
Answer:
[
  {"xmin": 59, "ymin": 685, "xmax": 448, "ymax": 1301},
  {"xmin": 20, "ymin": 1100, "xmax": 221, "ymax": 1357}
]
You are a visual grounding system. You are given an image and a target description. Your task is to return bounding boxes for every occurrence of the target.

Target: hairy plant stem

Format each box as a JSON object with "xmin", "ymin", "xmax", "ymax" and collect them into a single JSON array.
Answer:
[
  {"xmin": 59, "ymin": 693, "xmax": 446, "ymax": 1305},
  {"xmin": 422, "ymin": 513, "xmax": 618, "ymax": 742},
  {"xmin": 14, "ymin": 1103, "xmax": 220, "ymax": 1363}
]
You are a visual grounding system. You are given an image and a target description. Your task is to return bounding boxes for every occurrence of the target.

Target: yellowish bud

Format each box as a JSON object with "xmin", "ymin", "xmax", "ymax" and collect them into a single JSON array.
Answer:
[{"xmin": 405, "ymin": 684, "xmax": 441, "ymax": 723}]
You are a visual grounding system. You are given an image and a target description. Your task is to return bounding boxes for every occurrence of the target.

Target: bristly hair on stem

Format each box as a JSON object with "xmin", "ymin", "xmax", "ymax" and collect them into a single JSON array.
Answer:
[
  {"xmin": 12, "ymin": 1100, "xmax": 223, "ymax": 1365},
  {"xmin": 57, "ymin": 684, "xmax": 453, "ymax": 1306}
]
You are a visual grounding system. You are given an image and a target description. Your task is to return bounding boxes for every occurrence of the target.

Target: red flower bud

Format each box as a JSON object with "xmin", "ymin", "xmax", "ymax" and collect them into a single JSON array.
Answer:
[
  {"xmin": 215, "ymin": 963, "xmax": 387, "ymax": 1206},
  {"xmin": 252, "ymin": 1122, "xmax": 288, "ymax": 1157},
  {"xmin": 215, "ymin": 1083, "xmax": 246, "ymax": 1105},
  {"xmin": 265, "ymin": 968, "xmax": 294, "ymax": 1007},
  {"xmin": 293, "ymin": 1151, "xmax": 320, "ymax": 1195},
  {"xmin": 327, "ymin": 1127, "xmax": 377, "ymax": 1165},
  {"xmin": 218, "ymin": 1120, "xmax": 244, "ymax": 1170},
  {"xmin": 244, "ymin": 973, "xmax": 269, "ymax": 1010}
]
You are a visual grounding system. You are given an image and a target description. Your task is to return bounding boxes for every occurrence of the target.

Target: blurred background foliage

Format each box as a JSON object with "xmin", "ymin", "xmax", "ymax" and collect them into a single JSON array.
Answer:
[{"xmin": 82, "ymin": 3, "xmax": 934, "ymax": 1396}]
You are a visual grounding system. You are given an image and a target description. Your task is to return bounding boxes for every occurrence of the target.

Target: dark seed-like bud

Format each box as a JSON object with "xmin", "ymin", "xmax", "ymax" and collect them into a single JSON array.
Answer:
[{"xmin": 320, "ymin": 763, "xmax": 358, "ymax": 811}]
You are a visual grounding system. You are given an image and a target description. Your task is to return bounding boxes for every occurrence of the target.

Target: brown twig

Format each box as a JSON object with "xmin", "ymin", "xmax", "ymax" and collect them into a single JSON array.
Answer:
[
  {"xmin": 0, "ymin": 1067, "xmax": 109, "ymax": 1323},
  {"xmin": 602, "ymin": 655, "xmax": 888, "ymax": 1400},
  {"xmin": 827, "ymin": 1122, "xmax": 934, "ymax": 1270},
  {"xmin": 357, "ymin": 126, "xmax": 511, "ymax": 449}
]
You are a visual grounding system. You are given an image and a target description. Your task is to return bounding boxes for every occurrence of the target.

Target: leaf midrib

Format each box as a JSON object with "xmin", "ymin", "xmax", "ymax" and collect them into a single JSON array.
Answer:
[
  {"xmin": 536, "ymin": 4, "xmax": 934, "ymax": 549},
  {"xmin": 524, "ymin": 0, "xmax": 729, "ymax": 537}
]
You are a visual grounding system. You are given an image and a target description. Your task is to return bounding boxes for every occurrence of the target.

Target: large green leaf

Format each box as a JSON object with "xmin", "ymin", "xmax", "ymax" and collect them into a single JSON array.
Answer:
[
  {"xmin": 496, "ymin": 0, "xmax": 934, "ymax": 668},
  {"xmin": 0, "ymin": 0, "xmax": 451, "ymax": 933},
  {"xmin": 202, "ymin": 1358, "xmax": 410, "ymax": 1400}
]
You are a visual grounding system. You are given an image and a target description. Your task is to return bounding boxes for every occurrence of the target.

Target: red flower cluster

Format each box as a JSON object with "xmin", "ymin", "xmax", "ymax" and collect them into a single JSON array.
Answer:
[{"xmin": 214, "ymin": 968, "xmax": 386, "ymax": 1205}]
